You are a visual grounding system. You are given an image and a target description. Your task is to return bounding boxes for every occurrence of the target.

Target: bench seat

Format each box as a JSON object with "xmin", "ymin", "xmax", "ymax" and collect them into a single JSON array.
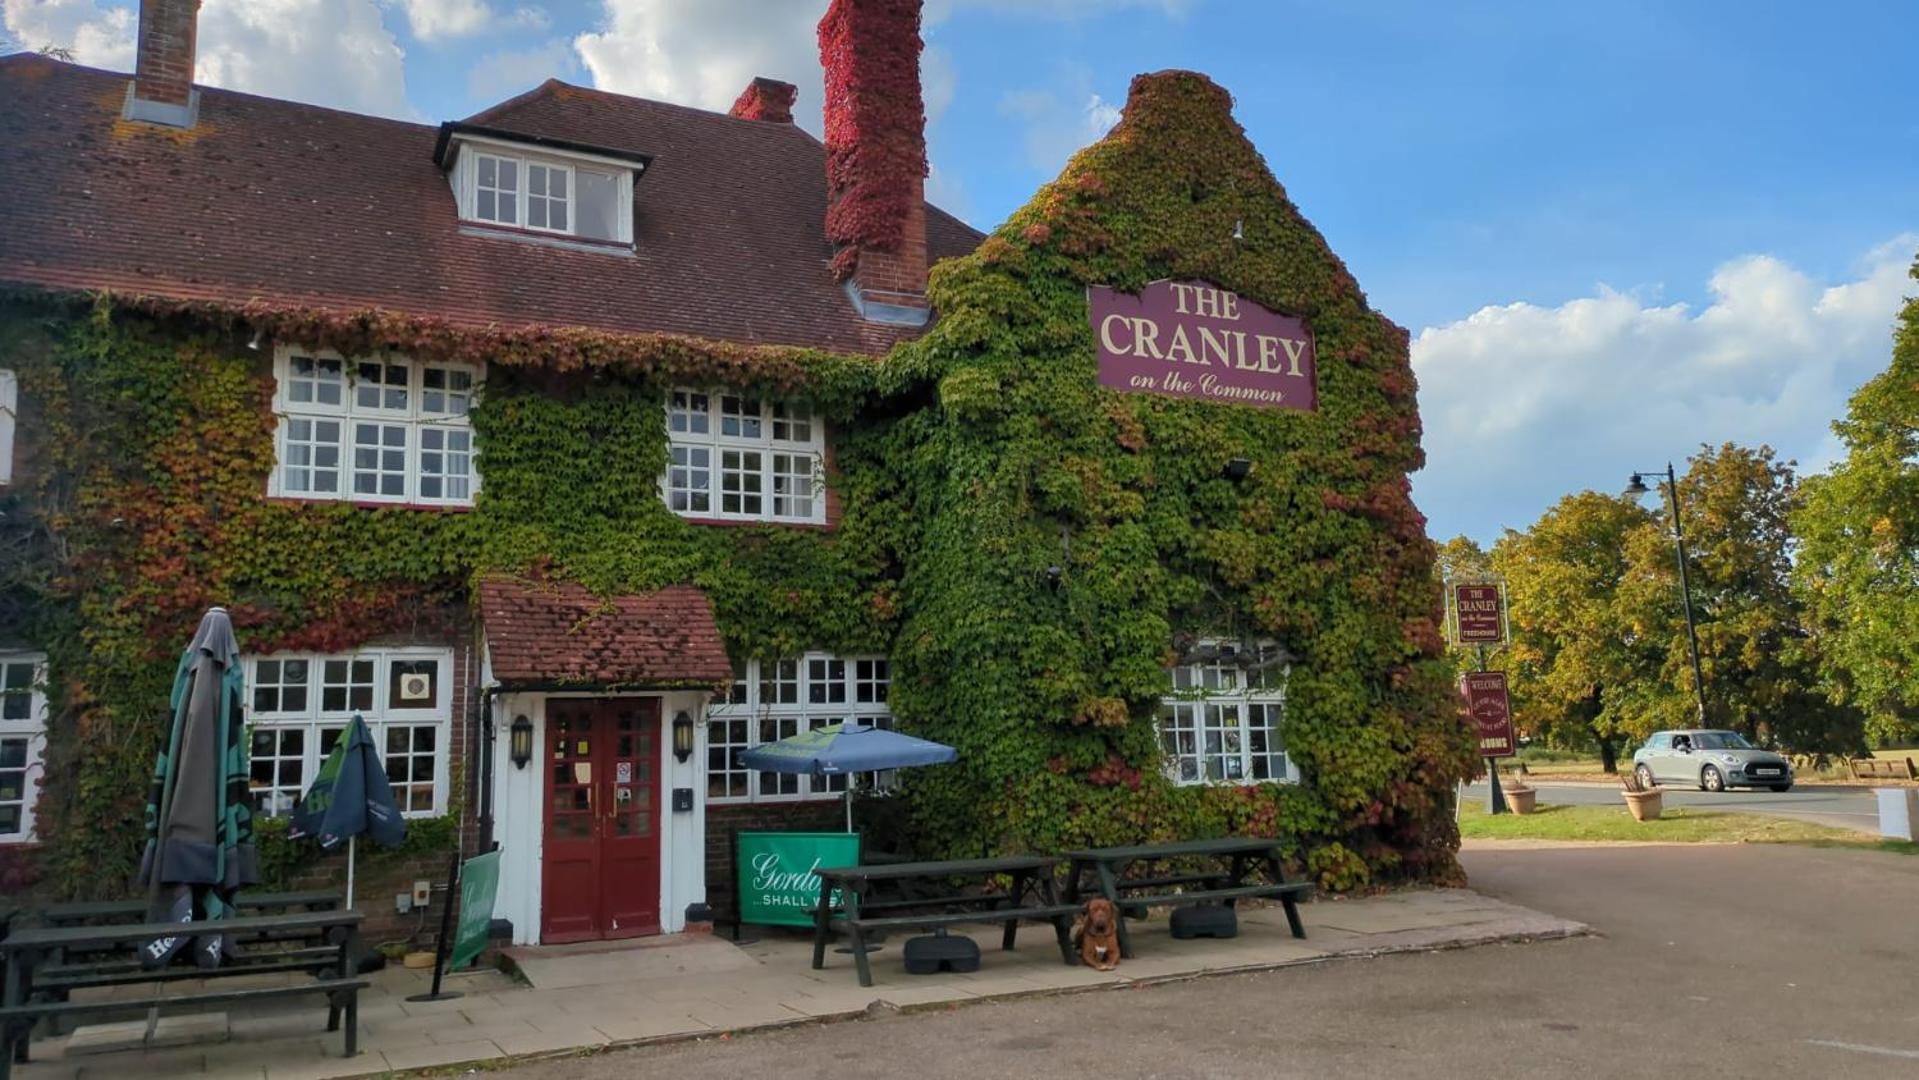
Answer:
[
  {"xmin": 837, "ymin": 904, "xmax": 1083, "ymax": 933},
  {"xmin": 1119, "ymin": 882, "xmax": 1313, "ymax": 907},
  {"xmin": 38, "ymin": 949, "xmax": 343, "ymax": 990},
  {"xmin": 0, "ymin": 977, "xmax": 366, "ymax": 1079}
]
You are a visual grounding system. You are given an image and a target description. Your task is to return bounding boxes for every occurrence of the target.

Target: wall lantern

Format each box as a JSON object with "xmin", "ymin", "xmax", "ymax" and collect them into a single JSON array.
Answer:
[
  {"xmin": 673, "ymin": 711, "xmax": 695, "ymax": 763},
  {"xmin": 1223, "ymin": 458, "xmax": 1253, "ymax": 482},
  {"xmin": 509, "ymin": 714, "xmax": 533, "ymax": 770}
]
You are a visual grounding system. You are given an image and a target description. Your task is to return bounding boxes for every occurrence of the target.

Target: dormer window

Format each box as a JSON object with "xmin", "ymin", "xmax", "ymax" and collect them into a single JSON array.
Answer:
[{"xmin": 437, "ymin": 124, "xmax": 647, "ymax": 248}]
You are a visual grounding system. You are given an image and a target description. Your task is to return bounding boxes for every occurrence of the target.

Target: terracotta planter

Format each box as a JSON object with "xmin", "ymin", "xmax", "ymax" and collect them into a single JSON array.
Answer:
[
  {"xmin": 1622, "ymin": 788, "xmax": 1663, "ymax": 822},
  {"xmin": 1504, "ymin": 787, "xmax": 1537, "ymax": 814}
]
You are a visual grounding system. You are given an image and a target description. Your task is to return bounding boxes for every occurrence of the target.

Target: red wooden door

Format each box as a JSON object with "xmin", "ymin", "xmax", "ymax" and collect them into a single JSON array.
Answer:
[
  {"xmin": 540, "ymin": 698, "xmax": 662, "ymax": 943},
  {"xmin": 599, "ymin": 698, "xmax": 662, "ymax": 938}
]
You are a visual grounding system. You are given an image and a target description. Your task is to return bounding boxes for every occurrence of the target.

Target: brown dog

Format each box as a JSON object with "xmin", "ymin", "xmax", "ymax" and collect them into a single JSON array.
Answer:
[{"xmin": 1072, "ymin": 897, "xmax": 1121, "ymax": 970}]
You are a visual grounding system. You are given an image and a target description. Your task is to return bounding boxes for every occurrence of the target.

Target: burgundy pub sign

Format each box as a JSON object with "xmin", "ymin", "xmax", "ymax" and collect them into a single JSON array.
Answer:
[
  {"xmin": 1449, "ymin": 580, "xmax": 1507, "ymax": 647},
  {"xmin": 1460, "ymin": 671, "xmax": 1516, "ymax": 759},
  {"xmin": 1089, "ymin": 279, "xmax": 1317, "ymax": 411}
]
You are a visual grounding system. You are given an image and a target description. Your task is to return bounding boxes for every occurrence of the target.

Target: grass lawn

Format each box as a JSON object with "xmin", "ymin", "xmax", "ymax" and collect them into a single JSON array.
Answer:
[{"xmin": 1458, "ymin": 799, "xmax": 1919, "ymax": 854}]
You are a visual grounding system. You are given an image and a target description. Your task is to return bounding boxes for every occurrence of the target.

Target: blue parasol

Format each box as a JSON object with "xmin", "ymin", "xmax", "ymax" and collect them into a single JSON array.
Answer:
[{"xmin": 740, "ymin": 722, "xmax": 956, "ymax": 830}]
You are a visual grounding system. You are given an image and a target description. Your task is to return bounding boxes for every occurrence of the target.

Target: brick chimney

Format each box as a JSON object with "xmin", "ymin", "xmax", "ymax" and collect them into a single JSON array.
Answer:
[
  {"xmin": 125, "ymin": 0, "xmax": 201, "ymax": 127},
  {"xmin": 818, "ymin": 0, "xmax": 929, "ymax": 326},
  {"xmin": 729, "ymin": 77, "xmax": 798, "ymax": 124}
]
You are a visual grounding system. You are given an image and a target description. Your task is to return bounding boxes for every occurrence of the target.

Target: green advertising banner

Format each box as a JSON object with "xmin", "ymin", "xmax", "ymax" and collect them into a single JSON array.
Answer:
[
  {"xmin": 449, "ymin": 850, "xmax": 501, "ymax": 970},
  {"xmin": 736, "ymin": 831, "xmax": 860, "ymax": 928}
]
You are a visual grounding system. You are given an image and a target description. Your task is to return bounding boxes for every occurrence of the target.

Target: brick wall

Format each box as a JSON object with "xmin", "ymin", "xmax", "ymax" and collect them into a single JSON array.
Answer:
[
  {"xmin": 703, "ymin": 801, "xmax": 843, "ymax": 920},
  {"xmin": 281, "ymin": 848, "xmax": 458, "ymax": 947},
  {"xmin": 134, "ymin": 0, "xmax": 200, "ymax": 107}
]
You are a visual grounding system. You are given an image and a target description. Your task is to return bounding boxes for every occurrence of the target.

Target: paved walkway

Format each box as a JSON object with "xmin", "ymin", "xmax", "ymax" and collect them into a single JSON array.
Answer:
[
  {"xmin": 475, "ymin": 842, "xmax": 1919, "ymax": 1080},
  {"xmin": 14, "ymin": 889, "xmax": 1584, "ymax": 1079}
]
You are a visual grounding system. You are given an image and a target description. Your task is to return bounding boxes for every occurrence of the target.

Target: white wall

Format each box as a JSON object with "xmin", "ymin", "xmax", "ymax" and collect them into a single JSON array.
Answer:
[{"xmin": 488, "ymin": 690, "xmax": 710, "ymax": 944}]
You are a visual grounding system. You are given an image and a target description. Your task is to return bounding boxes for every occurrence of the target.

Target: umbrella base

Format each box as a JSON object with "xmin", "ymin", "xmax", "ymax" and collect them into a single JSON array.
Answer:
[{"xmin": 404, "ymin": 991, "xmax": 465, "ymax": 1003}]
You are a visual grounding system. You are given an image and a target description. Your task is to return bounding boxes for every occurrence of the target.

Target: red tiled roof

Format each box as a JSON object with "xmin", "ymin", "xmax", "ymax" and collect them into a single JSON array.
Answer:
[
  {"xmin": 479, "ymin": 578, "xmax": 732, "ymax": 688},
  {"xmin": 0, "ymin": 57, "xmax": 982, "ymax": 356}
]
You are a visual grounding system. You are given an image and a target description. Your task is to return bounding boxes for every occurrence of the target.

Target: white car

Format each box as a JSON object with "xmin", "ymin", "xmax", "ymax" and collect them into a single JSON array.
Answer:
[{"xmin": 1632, "ymin": 730, "xmax": 1794, "ymax": 792}]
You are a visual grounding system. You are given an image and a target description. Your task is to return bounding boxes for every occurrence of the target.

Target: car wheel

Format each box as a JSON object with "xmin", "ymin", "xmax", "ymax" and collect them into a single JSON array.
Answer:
[
  {"xmin": 1634, "ymin": 764, "xmax": 1655, "ymax": 789},
  {"xmin": 1770, "ymin": 783, "xmax": 1792, "ymax": 793},
  {"xmin": 1700, "ymin": 764, "xmax": 1725, "ymax": 792}
]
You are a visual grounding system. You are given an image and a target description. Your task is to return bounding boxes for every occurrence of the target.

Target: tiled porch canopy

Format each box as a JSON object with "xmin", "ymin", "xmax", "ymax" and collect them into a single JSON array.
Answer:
[{"xmin": 478, "ymin": 577, "xmax": 732, "ymax": 689}]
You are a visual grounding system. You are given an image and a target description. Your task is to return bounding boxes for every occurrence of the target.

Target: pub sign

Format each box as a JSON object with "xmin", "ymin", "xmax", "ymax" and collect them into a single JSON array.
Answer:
[
  {"xmin": 1460, "ymin": 671, "xmax": 1516, "ymax": 759},
  {"xmin": 1449, "ymin": 579, "xmax": 1508, "ymax": 647},
  {"xmin": 1089, "ymin": 279, "xmax": 1317, "ymax": 411}
]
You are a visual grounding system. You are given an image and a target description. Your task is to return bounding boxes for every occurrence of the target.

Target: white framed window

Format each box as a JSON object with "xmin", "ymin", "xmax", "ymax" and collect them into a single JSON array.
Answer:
[
  {"xmin": 707, "ymin": 653, "xmax": 890, "ymax": 803},
  {"xmin": 269, "ymin": 348, "xmax": 482, "ymax": 507},
  {"xmin": 0, "ymin": 652, "xmax": 48, "ymax": 843},
  {"xmin": 0, "ymin": 368, "xmax": 17, "ymax": 487},
  {"xmin": 662, "ymin": 388, "xmax": 825, "ymax": 524},
  {"xmin": 452, "ymin": 137, "xmax": 633, "ymax": 244},
  {"xmin": 1157, "ymin": 640, "xmax": 1296, "ymax": 786},
  {"xmin": 244, "ymin": 647, "xmax": 454, "ymax": 819}
]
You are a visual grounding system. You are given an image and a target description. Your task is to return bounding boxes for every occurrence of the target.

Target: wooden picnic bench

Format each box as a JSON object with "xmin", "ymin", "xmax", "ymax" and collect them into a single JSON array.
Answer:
[
  {"xmin": 1850, "ymin": 757, "xmax": 1918, "ymax": 781},
  {"xmin": 0, "ymin": 909, "xmax": 367, "ymax": 1078},
  {"xmin": 34, "ymin": 889, "xmax": 342, "ymax": 929},
  {"xmin": 811, "ymin": 855, "xmax": 1080, "ymax": 987},
  {"xmin": 1063, "ymin": 837, "xmax": 1314, "ymax": 959}
]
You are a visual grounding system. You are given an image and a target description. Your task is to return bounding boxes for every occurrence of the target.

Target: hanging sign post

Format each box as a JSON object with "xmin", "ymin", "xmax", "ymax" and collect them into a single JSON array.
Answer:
[{"xmin": 1447, "ymin": 577, "xmax": 1513, "ymax": 813}]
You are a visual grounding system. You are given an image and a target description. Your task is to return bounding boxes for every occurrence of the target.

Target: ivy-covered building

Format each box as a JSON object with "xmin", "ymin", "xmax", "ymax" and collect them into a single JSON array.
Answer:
[{"xmin": 0, "ymin": 0, "xmax": 1472, "ymax": 942}]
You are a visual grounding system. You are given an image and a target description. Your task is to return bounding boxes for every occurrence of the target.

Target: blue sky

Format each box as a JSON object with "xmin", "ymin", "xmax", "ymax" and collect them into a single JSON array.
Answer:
[{"xmin": 7, "ymin": 0, "xmax": 1917, "ymax": 542}]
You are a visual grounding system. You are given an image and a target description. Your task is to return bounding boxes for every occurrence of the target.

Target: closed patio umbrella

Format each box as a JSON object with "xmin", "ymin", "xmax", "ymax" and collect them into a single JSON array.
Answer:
[
  {"xmin": 740, "ymin": 722, "xmax": 957, "ymax": 832},
  {"xmin": 289, "ymin": 713, "xmax": 407, "ymax": 909},
  {"xmin": 138, "ymin": 607, "xmax": 259, "ymax": 969}
]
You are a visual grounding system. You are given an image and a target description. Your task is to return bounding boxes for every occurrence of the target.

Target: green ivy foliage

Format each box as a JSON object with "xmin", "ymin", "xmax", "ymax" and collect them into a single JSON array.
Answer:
[
  {"xmin": 4, "ymin": 305, "xmax": 899, "ymax": 897},
  {"xmin": 874, "ymin": 71, "xmax": 1472, "ymax": 889},
  {"xmin": 6, "ymin": 70, "xmax": 1472, "ymax": 899}
]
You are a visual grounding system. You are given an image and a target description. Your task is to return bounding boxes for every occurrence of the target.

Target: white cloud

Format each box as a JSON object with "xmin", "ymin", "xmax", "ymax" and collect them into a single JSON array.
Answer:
[
  {"xmin": 2, "ymin": 0, "xmax": 412, "ymax": 117},
  {"xmin": 3, "ymin": 0, "xmax": 134, "ymax": 68},
  {"xmin": 398, "ymin": 0, "xmax": 491, "ymax": 40},
  {"xmin": 196, "ymin": 0, "xmax": 412, "ymax": 118},
  {"xmin": 467, "ymin": 36, "xmax": 577, "ymax": 105},
  {"xmin": 997, "ymin": 71, "xmax": 1123, "ymax": 172},
  {"xmin": 1411, "ymin": 236, "xmax": 1919, "ymax": 541},
  {"xmin": 574, "ymin": 0, "xmax": 829, "ymax": 127},
  {"xmin": 923, "ymin": 0, "xmax": 1192, "ymax": 23},
  {"xmin": 395, "ymin": 0, "xmax": 546, "ymax": 42}
]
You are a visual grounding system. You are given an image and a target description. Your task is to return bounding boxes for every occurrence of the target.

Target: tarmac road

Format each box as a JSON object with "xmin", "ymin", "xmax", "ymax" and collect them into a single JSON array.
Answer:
[
  {"xmin": 1463, "ymin": 779, "xmax": 1885, "ymax": 833},
  {"xmin": 497, "ymin": 843, "xmax": 1919, "ymax": 1079}
]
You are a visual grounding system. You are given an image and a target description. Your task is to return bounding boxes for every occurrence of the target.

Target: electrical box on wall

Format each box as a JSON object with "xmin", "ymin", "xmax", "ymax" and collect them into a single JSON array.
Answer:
[
  {"xmin": 672, "ymin": 787, "xmax": 694, "ymax": 812},
  {"xmin": 395, "ymin": 892, "xmax": 413, "ymax": 914},
  {"xmin": 413, "ymin": 880, "xmax": 432, "ymax": 906}
]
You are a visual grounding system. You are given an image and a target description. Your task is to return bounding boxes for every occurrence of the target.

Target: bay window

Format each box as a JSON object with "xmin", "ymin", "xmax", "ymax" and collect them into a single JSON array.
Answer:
[
  {"xmin": 1157, "ymin": 640, "xmax": 1296, "ymax": 786},
  {"xmin": 664, "ymin": 389, "xmax": 825, "ymax": 524},
  {"xmin": 245, "ymin": 647, "xmax": 453, "ymax": 818},
  {"xmin": 270, "ymin": 348, "xmax": 481, "ymax": 507},
  {"xmin": 707, "ymin": 654, "xmax": 891, "ymax": 802}
]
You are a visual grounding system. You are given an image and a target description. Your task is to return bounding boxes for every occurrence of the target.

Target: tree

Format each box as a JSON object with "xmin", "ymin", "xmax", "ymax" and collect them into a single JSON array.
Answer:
[
  {"xmin": 1619, "ymin": 443, "xmax": 1863, "ymax": 756},
  {"xmin": 1491, "ymin": 493, "xmax": 1658, "ymax": 772},
  {"xmin": 1795, "ymin": 258, "xmax": 1919, "ymax": 746}
]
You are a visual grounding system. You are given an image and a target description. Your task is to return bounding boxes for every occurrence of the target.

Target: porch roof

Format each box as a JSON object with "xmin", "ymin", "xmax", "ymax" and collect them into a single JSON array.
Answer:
[{"xmin": 478, "ymin": 577, "xmax": 732, "ymax": 689}]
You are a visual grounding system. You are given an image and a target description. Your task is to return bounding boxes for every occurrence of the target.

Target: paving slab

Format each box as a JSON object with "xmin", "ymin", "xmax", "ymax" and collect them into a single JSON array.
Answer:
[
  {"xmin": 14, "ymin": 886, "xmax": 1584, "ymax": 1080},
  {"xmin": 379, "ymin": 1038, "xmax": 505, "ymax": 1072}
]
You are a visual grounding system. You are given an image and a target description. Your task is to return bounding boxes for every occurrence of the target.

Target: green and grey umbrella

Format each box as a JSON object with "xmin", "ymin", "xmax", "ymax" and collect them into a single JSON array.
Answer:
[
  {"xmin": 290, "ymin": 713, "xmax": 407, "ymax": 909},
  {"xmin": 138, "ymin": 607, "xmax": 259, "ymax": 968}
]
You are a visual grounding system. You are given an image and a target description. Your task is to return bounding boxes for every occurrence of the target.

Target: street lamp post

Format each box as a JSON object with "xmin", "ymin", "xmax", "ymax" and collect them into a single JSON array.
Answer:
[{"xmin": 1626, "ymin": 463, "xmax": 1708, "ymax": 725}]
